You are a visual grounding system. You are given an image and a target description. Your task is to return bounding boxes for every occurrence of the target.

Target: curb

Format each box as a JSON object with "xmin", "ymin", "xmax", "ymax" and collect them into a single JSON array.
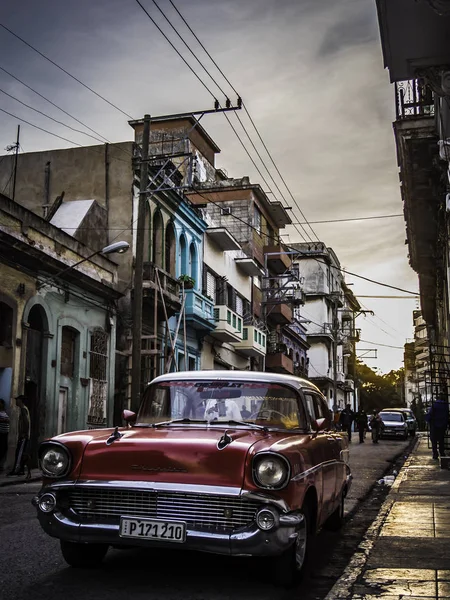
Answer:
[
  {"xmin": 0, "ymin": 474, "xmax": 41, "ymax": 488},
  {"xmin": 324, "ymin": 435, "xmax": 421, "ymax": 600}
]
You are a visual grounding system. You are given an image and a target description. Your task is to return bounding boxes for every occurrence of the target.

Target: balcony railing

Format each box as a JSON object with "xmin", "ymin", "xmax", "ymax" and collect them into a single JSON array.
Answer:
[
  {"xmin": 143, "ymin": 263, "xmax": 180, "ymax": 297},
  {"xmin": 183, "ymin": 289, "xmax": 215, "ymax": 331},
  {"xmin": 395, "ymin": 80, "xmax": 435, "ymax": 120}
]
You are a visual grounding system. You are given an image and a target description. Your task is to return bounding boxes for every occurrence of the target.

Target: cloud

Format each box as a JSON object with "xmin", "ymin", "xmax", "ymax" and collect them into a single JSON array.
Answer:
[{"xmin": 0, "ymin": 0, "xmax": 416, "ymax": 372}]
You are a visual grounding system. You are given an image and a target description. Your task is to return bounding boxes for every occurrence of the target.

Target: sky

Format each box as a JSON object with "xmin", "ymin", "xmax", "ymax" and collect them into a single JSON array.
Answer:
[{"xmin": 0, "ymin": 0, "xmax": 420, "ymax": 373}]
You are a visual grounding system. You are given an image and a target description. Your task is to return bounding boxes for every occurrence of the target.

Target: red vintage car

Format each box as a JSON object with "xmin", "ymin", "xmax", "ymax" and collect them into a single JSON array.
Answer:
[{"xmin": 33, "ymin": 371, "xmax": 351, "ymax": 586}]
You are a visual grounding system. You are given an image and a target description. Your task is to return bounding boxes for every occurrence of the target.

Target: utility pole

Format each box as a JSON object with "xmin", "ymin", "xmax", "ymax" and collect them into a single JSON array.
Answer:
[
  {"xmin": 131, "ymin": 114, "xmax": 151, "ymax": 413},
  {"xmin": 12, "ymin": 125, "xmax": 20, "ymax": 201}
]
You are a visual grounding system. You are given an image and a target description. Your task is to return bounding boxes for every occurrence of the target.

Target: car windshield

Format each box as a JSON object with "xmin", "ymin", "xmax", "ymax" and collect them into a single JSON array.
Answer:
[
  {"xmin": 136, "ymin": 380, "xmax": 306, "ymax": 430},
  {"xmin": 380, "ymin": 412, "xmax": 403, "ymax": 422}
]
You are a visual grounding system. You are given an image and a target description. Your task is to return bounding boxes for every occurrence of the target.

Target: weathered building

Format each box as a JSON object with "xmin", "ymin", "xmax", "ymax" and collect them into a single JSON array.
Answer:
[
  {"xmin": 289, "ymin": 243, "xmax": 360, "ymax": 411},
  {"xmin": 376, "ymin": 0, "xmax": 450, "ymax": 405},
  {"xmin": 0, "ymin": 193, "xmax": 121, "ymax": 466}
]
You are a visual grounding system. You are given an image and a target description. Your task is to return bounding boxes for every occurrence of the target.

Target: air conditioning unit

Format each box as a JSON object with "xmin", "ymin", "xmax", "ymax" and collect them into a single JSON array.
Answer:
[{"xmin": 221, "ymin": 207, "xmax": 232, "ymax": 216}]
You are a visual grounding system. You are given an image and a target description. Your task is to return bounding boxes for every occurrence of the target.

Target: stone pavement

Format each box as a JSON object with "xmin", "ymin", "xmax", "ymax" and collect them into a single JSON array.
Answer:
[{"xmin": 326, "ymin": 434, "xmax": 450, "ymax": 599}]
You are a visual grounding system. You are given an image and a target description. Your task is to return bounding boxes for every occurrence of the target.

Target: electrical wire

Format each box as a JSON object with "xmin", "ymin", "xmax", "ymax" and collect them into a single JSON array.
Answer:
[
  {"xmin": 167, "ymin": 0, "xmax": 319, "ymax": 242},
  {"xmin": 191, "ymin": 185, "xmax": 419, "ymax": 295},
  {"xmin": 0, "ymin": 87, "xmax": 106, "ymax": 144},
  {"xmin": 359, "ymin": 339, "xmax": 405, "ymax": 350},
  {"xmin": 134, "ymin": 0, "xmax": 312, "ymax": 243},
  {"xmin": 290, "ymin": 214, "xmax": 404, "ymax": 225},
  {"xmin": 0, "ymin": 23, "xmax": 134, "ymax": 119},
  {"xmin": 0, "ymin": 107, "xmax": 130, "ymax": 164},
  {"xmin": 0, "ymin": 65, "xmax": 111, "ymax": 144}
]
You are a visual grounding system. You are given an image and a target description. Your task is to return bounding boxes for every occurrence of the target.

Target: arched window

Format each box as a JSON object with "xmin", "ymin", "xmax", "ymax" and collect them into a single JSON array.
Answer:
[
  {"xmin": 179, "ymin": 235, "xmax": 188, "ymax": 276},
  {"xmin": 189, "ymin": 242, "xmax": 198, "ymax": 287},
  {"xmin": 152, "ymin": 211, "xmax": 163, "ymax": 267},
  {"xmin": 165, "ymin": 222, "xmax": 176, "ymax": 276}
]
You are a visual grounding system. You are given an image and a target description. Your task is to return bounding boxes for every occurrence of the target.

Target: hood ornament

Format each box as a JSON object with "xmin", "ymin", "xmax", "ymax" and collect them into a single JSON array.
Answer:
[
  {"xmin": 106, "ymin": 427, "xmax": 123, "ymax": 446},
  {"xmin": 217, "ymin": 431, "xmax": 233, "ymax": 450}
]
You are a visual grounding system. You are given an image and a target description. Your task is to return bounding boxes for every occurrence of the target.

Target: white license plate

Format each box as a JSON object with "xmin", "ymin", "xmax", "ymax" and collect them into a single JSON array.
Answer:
[{"xmin": 119, "ymin": 517, "xmax": 186, "ymax": 543}]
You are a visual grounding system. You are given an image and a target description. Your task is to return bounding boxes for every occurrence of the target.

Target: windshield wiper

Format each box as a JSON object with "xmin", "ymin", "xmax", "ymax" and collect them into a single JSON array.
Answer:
[
  {"xmin": 152, "ymin": 418, "xmax": 207, "ymax": 428},
  {"xmin": 208, "ymin": 419, "xmax": 268, "ymax": 432}
]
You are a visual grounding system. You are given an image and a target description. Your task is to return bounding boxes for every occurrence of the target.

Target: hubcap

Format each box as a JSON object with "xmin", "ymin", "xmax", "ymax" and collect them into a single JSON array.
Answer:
[{"xmin": 294, "ymin": 515, "xmax": 307, "ymax": 569}]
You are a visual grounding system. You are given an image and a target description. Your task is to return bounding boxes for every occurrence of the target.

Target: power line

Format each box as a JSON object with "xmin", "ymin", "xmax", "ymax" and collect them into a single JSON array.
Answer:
[
  {"xmin": 0, "ymin": 107, "xmax": 129, "ymax": 164},
  {"xmin": 0, "ymin": 65, "xmax": 111, "ymax": 144},
  {"xmin": 290, "ymin": 214, "xmax": 404, "ymax": 225},
  {"xmin": 0, "ymin": 87, "xmax": 106, "ymax": 144},
  {"xmin": 167, "ymin": 0, "xmax": 319, "ymax": 242},
  {"xmin": 0, "ymin": 23, "xmax": 134, "ymax": 119},
  {"xmin": 359, "ymin": 339, "xmax": 405, "ymax": 350},
  {"xmin": 134, "ymin": 0, "xmax": 312, "ymax": 243},
  {"xmin": 357, "ymin": 295, "xmax": 418, "ymax": 299},
  {"xmin": 191, "ymin": 186, "xmax": 419, "ymax": 295}
]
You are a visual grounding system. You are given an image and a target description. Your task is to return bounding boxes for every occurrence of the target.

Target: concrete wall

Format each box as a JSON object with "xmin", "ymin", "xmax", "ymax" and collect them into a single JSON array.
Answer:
[{"xmin": 0, "ymin": 143, "xmax": 135, "ymax": 287}]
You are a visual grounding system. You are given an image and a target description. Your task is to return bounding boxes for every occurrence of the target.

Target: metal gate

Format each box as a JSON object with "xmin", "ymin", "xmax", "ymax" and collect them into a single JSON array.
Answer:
[
  {"xmin": 87, "ymin": 329, "xmax": 108, "ymax": 428},
  {"xmin": 424, "ymin": 345, "xmax": 450, "ymax": 452}
]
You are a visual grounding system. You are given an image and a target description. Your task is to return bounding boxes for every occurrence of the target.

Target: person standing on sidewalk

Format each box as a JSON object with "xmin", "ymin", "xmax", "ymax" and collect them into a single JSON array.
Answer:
[
  {"xmin": 369, "ymin": 409, "xmax": 383, "ymax": 444},
  {"xmin": 340, "ymin": 404, "xmax": 355, "ymax": 442},
  {"xmin": 355, "ymin": 407, "xmax": 368, "ymax": 443},
  {"xmin": 425, "ymin": 395, "xmax": 449, "ymax": 459},
  {"xmin": 7, "ymin": 395, "xmax": 31, "ymax": 477},
  {"xmin": 0, "ymin": 399, "xmax": 10, "ymax": 470}
]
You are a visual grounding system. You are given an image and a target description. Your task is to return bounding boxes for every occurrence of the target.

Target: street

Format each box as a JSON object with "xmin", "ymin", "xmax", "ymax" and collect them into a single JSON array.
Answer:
[{"xmin": 0, "ymin": 438, "xmax": 412, "ymax": 600}]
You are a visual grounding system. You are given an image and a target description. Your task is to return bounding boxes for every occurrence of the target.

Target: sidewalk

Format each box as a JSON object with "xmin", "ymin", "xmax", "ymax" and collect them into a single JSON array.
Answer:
[
  {"xmin": 326, "ymin": 434, "xmax": 450, "ymax": 599},
  {"xmin": 0, "ymin": 468, "xmax": 41, "ymax": 487}
]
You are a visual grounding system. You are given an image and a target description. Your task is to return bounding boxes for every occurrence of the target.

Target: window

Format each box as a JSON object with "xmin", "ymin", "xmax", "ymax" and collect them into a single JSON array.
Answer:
[
  {"xmin": 254, "ymin": 205, "xmax": 261, "ymax": 235},
  {"xmin": 0, "ymin": 301, "xmax": 13, "ymax": 347},
  {"xmin": 235, "ymin": 295, "xmax": 243, "ymax": 317},
  {"xmin": 206, "ymin": 271, "xmax": 216, "ymax": 303},
  {"xmin": 60, "ymin": 327, "xmax": 76, "ymax": 378}
]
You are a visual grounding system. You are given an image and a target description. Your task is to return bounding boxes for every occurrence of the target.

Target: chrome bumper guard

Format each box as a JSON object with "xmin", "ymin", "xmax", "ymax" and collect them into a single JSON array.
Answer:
[{"xmin": 32, "ymin": 485, "xmax": 303, "ymax": 557}]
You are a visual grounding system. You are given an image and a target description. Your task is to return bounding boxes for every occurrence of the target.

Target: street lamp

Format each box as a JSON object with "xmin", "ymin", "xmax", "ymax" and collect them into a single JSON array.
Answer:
[{"xmin": 38, "ymin": 241, "xmax": 130, "ymax": 288}]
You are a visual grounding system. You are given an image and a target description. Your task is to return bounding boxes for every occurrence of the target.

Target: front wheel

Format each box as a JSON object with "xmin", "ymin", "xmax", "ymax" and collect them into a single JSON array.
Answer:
[
  {"xmin": 60, "ymin": 540, "xmax": 108, "ymax": 568},
  {"xmin": 271, "ymin": 506, "xmax": 310, "ymax": 588},
  {"xmin": 323, "ymin": 491, "xmax": 345, "ymax": 531}
]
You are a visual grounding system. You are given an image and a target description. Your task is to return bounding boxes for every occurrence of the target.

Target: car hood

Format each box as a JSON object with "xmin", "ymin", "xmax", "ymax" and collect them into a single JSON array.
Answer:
[{"xmin": 75, "ymin": 426, "xmax": 270, "ymax": 488}]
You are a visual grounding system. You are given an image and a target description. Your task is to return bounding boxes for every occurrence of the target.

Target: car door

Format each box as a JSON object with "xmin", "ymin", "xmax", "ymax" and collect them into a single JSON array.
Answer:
[{"xmin": 303, "ymin": 392, "xmax": 337, "ymax": 518}]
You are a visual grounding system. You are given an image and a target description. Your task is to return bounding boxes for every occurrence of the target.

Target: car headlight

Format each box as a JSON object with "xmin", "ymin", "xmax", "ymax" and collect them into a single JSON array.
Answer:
[
  {"xmin": 40, "ymin": 444, "xmax": 71, "ymax": 478},
  {"xmin": 253, "ymin": 453, "xmax": 290, "ymax": 489}
]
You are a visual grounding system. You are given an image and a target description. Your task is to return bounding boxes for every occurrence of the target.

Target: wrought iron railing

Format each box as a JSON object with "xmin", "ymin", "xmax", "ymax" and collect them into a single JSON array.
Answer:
[
  {"xmin": 143, "ymin": 262, "xmax": 180, "ymax": 296},
  {"xmin": 395, "ymin": 79, "xmax": 435, "ymax": 120}
]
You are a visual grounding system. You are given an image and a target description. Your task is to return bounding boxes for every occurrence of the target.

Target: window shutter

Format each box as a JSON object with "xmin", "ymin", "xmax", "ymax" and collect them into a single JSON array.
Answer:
[{"xmin": 206, "ymin": 272, "xmax": 216, "ymax": 303}]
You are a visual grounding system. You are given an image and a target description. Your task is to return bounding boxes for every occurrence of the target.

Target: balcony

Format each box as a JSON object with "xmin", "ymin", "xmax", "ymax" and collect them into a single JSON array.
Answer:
[
  {"xmin": 266, "ymin": 303, "xmax": 293, "ymax": 325},
  {"xmin": 142, "ymin": 263, "xmax": 181, "ymax": 317},
  {"xmin": 183, "ymin": 289, "xmax": 215, "ymax": 332},
  {"xmin": 210, "ymin": 305, "xmax": 243, "ymax": 343},
  {"xmin": 235, "ymin": 257, "xmax": 264, "ymax": 277},
  {"xmin": 206, "ymin": 227, "xmax": 241, "ymax": 251},
  {"xmin": 263, "ymin": 245, "xmax": 291, "ymax": 274},
  {"xmin": 233, "ymin": 326, "xmax": 267, "ymax": 358},
  {"xmin": 307, "ymin": 324, "xmax": 333, "ymax": 341},
  {"xmin": 344, "ymin": 378, "xmax": 354, "ymax": 391},
  {"xmin": 395, "ymin": 80, "xmax": 434, "ymax": 121},
  {"xmin": 265, "ymin": 351, "xmax": 293, "ymax": 374}
]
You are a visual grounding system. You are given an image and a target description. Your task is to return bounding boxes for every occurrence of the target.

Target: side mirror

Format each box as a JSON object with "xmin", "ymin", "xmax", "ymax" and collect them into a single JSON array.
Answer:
[
  {"xmin": 122, "ymin": 409, "xmax": 137, "ymax": 424},
  {"xmin": 313, "ymin": 417, "xmax": 327, "ymax": 432}
]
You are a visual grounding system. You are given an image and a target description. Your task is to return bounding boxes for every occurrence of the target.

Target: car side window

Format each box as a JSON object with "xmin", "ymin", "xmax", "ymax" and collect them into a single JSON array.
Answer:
[{"xmin": 303, "ymin": 393, "xmax": 316, "ymax": 427}]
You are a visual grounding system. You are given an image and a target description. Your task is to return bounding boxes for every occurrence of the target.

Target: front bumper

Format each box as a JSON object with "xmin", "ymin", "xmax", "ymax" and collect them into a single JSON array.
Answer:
[{"xmin": 32, "ymin": 486, "xmax": 303, "ymax": 558}]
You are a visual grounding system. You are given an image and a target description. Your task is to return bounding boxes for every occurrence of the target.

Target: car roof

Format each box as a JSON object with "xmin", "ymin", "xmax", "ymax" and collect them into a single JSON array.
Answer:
[{"xmin": 148, "ymin": 370, "xmax": 322, "ymax": 394}]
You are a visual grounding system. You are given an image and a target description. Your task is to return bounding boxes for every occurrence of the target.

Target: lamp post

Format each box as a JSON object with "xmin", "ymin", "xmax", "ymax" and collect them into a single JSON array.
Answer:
[{"xmin": 37, "ymin": 241, "xmax": 129, "ymax": 288}]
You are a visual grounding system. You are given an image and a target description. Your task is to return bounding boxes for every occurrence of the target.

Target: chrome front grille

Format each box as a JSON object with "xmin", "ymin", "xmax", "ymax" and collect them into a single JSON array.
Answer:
[{"xmin": 68, "ymin": 487, "xmax": 260, "ymax": 531}]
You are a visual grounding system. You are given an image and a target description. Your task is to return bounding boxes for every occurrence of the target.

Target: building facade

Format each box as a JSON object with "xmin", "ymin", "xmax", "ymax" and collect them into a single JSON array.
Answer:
[{"xmin": 0, "ymin": 193, "xmax": 120, "ymax": 467}]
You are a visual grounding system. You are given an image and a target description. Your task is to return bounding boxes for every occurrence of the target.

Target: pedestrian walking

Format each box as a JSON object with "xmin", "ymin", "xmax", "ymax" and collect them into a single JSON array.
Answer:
[
  {"xmin": 340, "ymin": 404, "xmax": 355, "ymax": 442},
  {"xmin": 355, "ymin": 407, "xmax": 368, "ymax": 443},
  {"xmin": 369, "ymin": 410, "xmax": 383, "ymax": 444},
  {"xmin": 0, "ymin": 398, "xmax": 10, "ymax": 470},
  {"xmin": 425, "ymin": 395, "xmax": 449, "ymax": 459},
  {"xmin": 7, "ymin": 394, "xmax": 31, "ymax": 477}
]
